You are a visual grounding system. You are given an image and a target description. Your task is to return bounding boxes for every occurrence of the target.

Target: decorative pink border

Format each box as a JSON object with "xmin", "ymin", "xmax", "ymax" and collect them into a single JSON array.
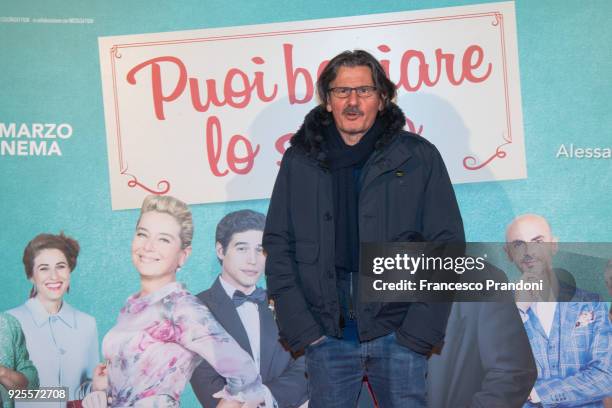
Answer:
[
  {"xmin": 110, "ymin": 46, "xmax": 171, "ymax": 194},
  {"xmin": 109, "ymin": 10, "xmax": 514, "ymax": 194},
  {"xmin": 464, "ymin": 12, "xmax": 513, "ymax": 170}
]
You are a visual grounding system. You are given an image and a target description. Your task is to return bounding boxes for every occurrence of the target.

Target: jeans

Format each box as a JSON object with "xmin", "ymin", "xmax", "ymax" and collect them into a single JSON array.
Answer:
[{"xmin": 305, "ymin": 326, "xmax": 427, "ymax": 408}]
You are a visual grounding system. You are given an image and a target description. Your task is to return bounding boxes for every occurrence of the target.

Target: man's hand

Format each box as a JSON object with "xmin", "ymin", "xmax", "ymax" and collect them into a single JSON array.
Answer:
[{"xmin": 516, "ymin": 270, "xmax": 552, "ymax": 304}]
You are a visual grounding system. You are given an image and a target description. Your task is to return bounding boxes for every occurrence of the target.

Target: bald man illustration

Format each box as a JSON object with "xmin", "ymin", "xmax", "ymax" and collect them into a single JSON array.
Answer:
[{"xmin": 505, "ymin": 214, "xmax": 612, "ymax": 407}]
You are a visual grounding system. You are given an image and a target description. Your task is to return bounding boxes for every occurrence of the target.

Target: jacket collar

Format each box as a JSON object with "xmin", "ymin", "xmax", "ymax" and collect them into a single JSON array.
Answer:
[
  {"xmin": 25, "ymin": 297, "xmax": 76, "ymax": 328},
  {"xmin": 290, "ymin": 102, "xmax": 407, "ymax": 165},
  {"xmin": 206, "ymin": 276, "xmax": 254, "ymax": 357}
]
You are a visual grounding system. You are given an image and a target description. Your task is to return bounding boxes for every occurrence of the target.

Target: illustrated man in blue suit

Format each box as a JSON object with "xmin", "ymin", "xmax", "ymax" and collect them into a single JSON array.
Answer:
[
  {"xmin": 505, "ymin": 214, "xmax": 612, "ymax": 407},
  {"xmin": 190, "ymin": 210, "xmax": 307, "ymax": 408}
]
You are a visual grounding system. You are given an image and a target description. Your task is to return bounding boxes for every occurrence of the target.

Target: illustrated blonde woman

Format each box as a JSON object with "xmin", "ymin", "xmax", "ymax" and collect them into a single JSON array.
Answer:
[{"xmin": 84, "ymin": 195, "xmax": 274, "ymax": 408}]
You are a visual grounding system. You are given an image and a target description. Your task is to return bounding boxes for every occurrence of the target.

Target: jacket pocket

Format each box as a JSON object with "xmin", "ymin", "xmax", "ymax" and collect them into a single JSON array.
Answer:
[
  {"xmin": 295, "ymin": 241, "xmax": 319, "ymax": 263},
  {"xmin": 295, "ymin": 241, "xmax": 323, "ymax": 308},
  {"xmin": 571, "ymin": 325, "xmax": 591, "ymax": 352}
]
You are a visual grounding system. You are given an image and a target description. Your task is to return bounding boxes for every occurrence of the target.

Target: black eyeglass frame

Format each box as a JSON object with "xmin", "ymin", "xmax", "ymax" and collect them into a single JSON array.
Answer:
[{"xmin": 328, "ymin": 86, "xmax": 378, "ymax": 98}]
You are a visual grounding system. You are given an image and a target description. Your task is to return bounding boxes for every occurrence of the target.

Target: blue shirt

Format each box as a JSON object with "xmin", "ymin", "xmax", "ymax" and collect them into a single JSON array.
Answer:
[{"xmin": 8, "ymin": 298, "xmax": 99, "ymax": 406}]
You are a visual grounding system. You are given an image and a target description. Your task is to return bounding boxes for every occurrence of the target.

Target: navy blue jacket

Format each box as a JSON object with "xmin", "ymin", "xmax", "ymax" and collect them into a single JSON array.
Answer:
[{"xmin": 263, "ymin": 103, "xmax": 465, "ymax": 354}]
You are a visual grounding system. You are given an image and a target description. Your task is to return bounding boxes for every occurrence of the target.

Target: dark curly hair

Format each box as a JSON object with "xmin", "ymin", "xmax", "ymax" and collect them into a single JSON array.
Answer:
[
  {"xmin": 23, "ymin": 232, "xmax": 80, "ymax": 297},
  {"xmin": 215, "ymin": 210, "xmax": 266, "ymax": 264},
  {"xmin": 316, "ymin": 49, "xmax": 396, "ymax": 108}
]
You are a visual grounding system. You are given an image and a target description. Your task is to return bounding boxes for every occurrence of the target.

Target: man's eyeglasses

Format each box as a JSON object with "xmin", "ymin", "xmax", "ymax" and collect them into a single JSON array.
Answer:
[{"xmin": 328, "ymin": 86, "xmax": 378, "ymax": 98}]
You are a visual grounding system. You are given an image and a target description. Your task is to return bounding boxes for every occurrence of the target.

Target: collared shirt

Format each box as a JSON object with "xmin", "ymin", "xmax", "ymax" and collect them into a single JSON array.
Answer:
[
  {"xmin": 219, "ymin": 276, "xmax": 262, "ymax": 371},
  {"xmin": 520, "ymin": 296, "xmax": 612, "ymax": 408},
  {"xmin": 0, "ymin": 313, "xmax": 39, "ymax": 408},
  {"xmin": 532, "ymin": 302, "xmax": 558, "ymax": 337},
  {"xmin": 103, "ymin": 281, "xmax": 272, "ymax": 407},
  {"xmin": 8, "ymin": 298, "xmax": 98, "ymax": 407}
]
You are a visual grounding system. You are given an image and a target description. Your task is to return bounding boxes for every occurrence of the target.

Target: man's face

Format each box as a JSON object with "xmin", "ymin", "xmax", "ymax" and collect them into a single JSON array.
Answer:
[
  {"xmin": 326, "ymin": 65, "xmax": 383, "ymax": 145},
  {"xmin": 217, "ymin": 229, "xmax": 265, "ymax": 293},
  {"xmin": 505, "ymin": 215, "xmax": 557, "ymax": 280}
]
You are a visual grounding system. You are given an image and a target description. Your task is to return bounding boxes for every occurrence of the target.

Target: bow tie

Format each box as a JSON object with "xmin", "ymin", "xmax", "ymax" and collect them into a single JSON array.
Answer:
[{"xmin": 232, "ymin": 287, "xmax": 266, "ymax": 307}]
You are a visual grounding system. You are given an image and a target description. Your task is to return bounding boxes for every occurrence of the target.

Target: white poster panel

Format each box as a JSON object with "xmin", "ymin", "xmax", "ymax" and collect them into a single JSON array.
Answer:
[{"xmin": 99, "ymin": 1, "xmax": 525, "ymax": 210}]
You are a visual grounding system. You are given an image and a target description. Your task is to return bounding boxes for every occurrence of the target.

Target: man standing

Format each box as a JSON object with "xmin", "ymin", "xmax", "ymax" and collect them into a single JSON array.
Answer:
[
  {"xmin": 190, "ymin": 210, "xmax": 307, "ymax": 408},
  {"xmin": 427, "ymin": 263, "xmax": 537, "ymax": 407},
  {"xmin": 264, "ymin": 50, "xmax": 464, "ymax": 407},
  {"xmin": 505, "ymin": 214, "xmax": 612, "ymax": 407}
]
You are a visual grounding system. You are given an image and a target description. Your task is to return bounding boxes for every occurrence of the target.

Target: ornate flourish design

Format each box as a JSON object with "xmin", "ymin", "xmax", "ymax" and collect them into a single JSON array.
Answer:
[
  {"xmin": 491, "ymin": 13, "xmax": 502, "ymax": 27},
  {"xmin": 463, "ymin": 135, "xmax": 511, "ymax": 170},
  {"xmin": 121, "ymin": 167, "xmax": 171, "ymax": 194},
  {"xmin": 111, "ymin": 45, "xmax": 122, "ymax": 59}
]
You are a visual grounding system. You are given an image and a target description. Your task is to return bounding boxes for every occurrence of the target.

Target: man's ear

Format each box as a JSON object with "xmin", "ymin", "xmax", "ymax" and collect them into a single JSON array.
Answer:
[
  {"xmin": 504, "ymin": 243, "xmax": 512, "ymax": 261},
  {"xmin": 215, "ymin": 242, "xmax": 225, "ymax": 263},
  {"xmin": 551, "ymin": 235, "xmax": 559, "ymax": 255}
]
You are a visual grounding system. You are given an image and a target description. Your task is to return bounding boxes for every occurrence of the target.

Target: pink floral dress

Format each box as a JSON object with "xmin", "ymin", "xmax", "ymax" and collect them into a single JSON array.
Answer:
[{"xmin": 103, "ymin": 282, "xmax": 274, "ymax": 407}]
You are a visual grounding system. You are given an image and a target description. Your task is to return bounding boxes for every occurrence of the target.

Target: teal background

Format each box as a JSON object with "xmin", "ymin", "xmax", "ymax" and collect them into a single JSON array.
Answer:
[{"xmin": 1, "ymin": 0, "xmax": 611, "ymax": 405}]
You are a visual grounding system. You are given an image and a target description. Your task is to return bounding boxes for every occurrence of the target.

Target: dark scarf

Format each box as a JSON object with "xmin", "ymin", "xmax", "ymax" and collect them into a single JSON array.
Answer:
[{"xmin": 323, "ymin": 117, "xmax": 384, "ymax": 274}]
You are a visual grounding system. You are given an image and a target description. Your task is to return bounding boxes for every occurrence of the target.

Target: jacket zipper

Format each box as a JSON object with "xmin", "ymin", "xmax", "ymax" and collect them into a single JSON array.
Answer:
[{"xmin": 349, "ymin": 151, "xmax": 382, "ymax": 323}]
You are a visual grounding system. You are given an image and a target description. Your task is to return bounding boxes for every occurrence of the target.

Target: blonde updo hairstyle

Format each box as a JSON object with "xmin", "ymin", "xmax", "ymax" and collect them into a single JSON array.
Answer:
[{"xmin": 138, "ymin": 195, "xmax": 194, "ymax": 249}]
